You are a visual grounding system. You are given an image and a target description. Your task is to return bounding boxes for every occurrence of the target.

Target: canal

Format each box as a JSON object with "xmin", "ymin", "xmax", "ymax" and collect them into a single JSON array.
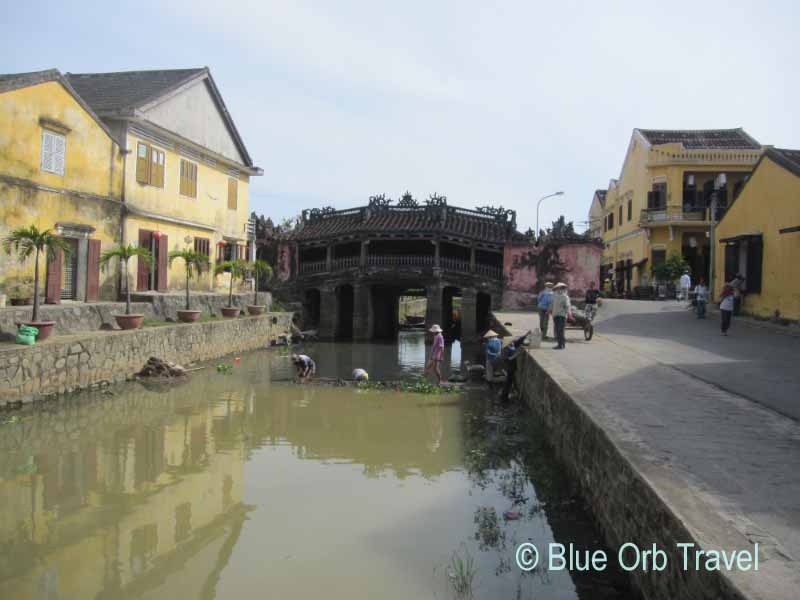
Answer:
[{"xmin": 0, "ymin": 332, "xmax": 636, "ymax": 599}]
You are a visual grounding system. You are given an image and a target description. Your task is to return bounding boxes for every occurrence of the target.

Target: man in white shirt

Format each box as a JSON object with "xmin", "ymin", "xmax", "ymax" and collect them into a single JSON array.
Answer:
[{"xmin": 679, "ymin": 270, "xmax": 691, "ymax": 304}]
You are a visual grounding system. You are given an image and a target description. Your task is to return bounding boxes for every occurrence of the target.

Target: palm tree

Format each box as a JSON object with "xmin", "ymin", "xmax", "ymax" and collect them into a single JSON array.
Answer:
[
  {"xmin": 245, "ymin": 259, "xmax": 273, "ymax": 306},
  {"xmin": 99, "ymin": 244, "xmax": 153, "ymax": 315},
  {"xmin": 169, "ymin": 249, "xmax": 211, "ymax": 310},
  {"xmin": 215, "ymin": 259, "xmax": 248, "ymax": 308},
  {"xmin": 3, "ymin": 225, "xmax": 72, "ymax": 322}
]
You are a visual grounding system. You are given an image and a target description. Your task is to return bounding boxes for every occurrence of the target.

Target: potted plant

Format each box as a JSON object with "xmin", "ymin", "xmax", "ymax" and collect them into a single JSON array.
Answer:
[
  {"xmin": 215, "ymin": 259, "xmax": 247, "ymax": 317},
  {"xmin": 99, "ymin": 243, "xmax": 153, "ymax": 330},
  {"xmin": 4, "ymin": 276, "xmax": 36, "ymax": 306},
  {"xmin": 244, "ymin": 259, "xmax": 273, "ymax": 315},
  {"xmin": 169, "ymin": 248, "xmax": 210, "ymax": 322},
  {"xmin": 3, "ymin": 225, "xmax": 72, "ymax": 340}
]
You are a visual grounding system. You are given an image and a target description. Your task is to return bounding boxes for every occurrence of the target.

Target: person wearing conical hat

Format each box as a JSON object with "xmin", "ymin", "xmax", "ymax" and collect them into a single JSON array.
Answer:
[
  {"xmin": 425, "ymin": 324, "xmax": 445, "ymax": 384},
  {"xmin": 484, "ymin": 329, "xmax": 503, "ymax": 380}
]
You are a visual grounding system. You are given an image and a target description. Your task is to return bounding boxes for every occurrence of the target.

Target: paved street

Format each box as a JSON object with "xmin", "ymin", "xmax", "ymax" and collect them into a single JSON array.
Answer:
[
  {"xmin": 590, "ymin": 299, "xmax": 800, "ymax": 420},
  {"xmin": 496, "ymin": 301, "xmax": 800, "ymax": 598}
]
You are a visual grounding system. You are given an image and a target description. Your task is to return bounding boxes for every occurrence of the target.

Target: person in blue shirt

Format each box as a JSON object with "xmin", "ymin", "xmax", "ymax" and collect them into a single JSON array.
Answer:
[
  {"xmin": 537, "ymin": 282, "xmax": 554, "ymax": 340},
  {"xmin": 484, "ymin": 330, "xmax": 503, "ymax": 380}
]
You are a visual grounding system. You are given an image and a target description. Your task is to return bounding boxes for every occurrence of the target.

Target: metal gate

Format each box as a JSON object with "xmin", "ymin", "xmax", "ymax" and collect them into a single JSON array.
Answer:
[{"xmin": 61, "ymin": 240, "xmax": 79, "ymax": 300}]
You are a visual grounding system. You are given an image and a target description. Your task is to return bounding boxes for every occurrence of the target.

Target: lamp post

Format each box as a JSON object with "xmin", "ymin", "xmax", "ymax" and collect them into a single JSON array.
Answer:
[
  {"xmin": 536, "ymin": 191, "xmax": 565, "ymax": 239},
  {"xmin": 708, "ymin": 173, "xmax": 726, "ymax": 302}
]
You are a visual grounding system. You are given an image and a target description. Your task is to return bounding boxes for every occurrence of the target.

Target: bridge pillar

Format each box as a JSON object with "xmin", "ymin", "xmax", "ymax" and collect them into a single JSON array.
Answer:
[
  {"xmin": 425, "ymin": 282, "xmax": 443, "ymax": 331},
  {"xmin": 353, "ymin": 282, "xmax": 372, "ymax": 340},
  {"xmin": 326, "ymin": 245, "xmax": 333, "ymax": 272},
  {"xmin": 461, "ymin": 287, "xmax": 478, "ymax": 341},
  {"xmin": 318, "ymin": 286, "xmax": 337, "ymax": 339}
]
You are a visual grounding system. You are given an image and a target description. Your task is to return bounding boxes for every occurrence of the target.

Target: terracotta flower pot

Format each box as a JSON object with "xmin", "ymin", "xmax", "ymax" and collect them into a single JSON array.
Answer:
[
  {"xmin": 177, "ymin": 310, "xmax": 202, "ymax": 323},
  {"xmin": 115, "ymin": 314, "xmax": 145, "ymax": 330},
  {"xmin": 246, "ymin": 305, "xmax": 266, "ymax": 315},
  {"xmin": 220, "ymin": 306, "xmax": 241, "ymax": 318},
  {"xmin": 23, "ymin": 320, "xmax": 56, "ymax": 340}
]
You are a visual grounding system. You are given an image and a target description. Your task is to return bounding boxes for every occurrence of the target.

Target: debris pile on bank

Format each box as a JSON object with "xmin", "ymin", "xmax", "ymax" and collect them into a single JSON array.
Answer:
[{"xmin": 137, "ymin": 357, "xmax": 187, "ymax": 378}]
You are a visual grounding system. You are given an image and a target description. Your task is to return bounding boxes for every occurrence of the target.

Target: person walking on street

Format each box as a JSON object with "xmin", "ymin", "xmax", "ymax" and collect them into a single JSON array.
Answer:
[
  {"xmin": 584, "ymin": 281, "xmax": 602, "ymax": 322},
  {"xmin": 719, "ymin": 284, "xmax": 735, "ymax": 335},
  {"xmin": 730, "ymin": 273, "xmax": 746, "ymax": 315},
  {"xmin": 549, "ymin": 282, "xmax": 571, "ymax": 350},
  {"xmin": 694, "ymin": 278, "xmax": 708, "ymax": 319},
  {"xmin": 425, "ymin": 324, "xmax": 445, "ymax": 384},
  {"xmin": 679, "ymin": 270, "xmax": 691, "ymax": 304},
  {"xmin": 537, "ymin": 282, "xmax": 554, "ymax": 340}
]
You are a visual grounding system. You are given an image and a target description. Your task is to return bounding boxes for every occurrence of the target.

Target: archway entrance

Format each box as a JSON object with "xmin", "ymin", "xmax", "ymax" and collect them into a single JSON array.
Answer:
[
  {"xmin": 304, "ymin": 289, "xmax": 321, "ymax": 329},
  {"xmin": 476, "ymin": 292, "xmax": 492, "ymax": 334},
  {"xmin": 442, "ymin": 286, "xmax": 462, "ymax": 341},
  {"xmin": 336, "ymin": 284, "xmax": 354, "ymax": 339}
]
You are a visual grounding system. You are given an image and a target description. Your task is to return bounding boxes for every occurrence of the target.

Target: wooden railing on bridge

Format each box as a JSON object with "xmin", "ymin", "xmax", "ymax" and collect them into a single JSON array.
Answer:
[{"xmin": 299, "ymin": 255, "xmax": 503, "ymax": 279}]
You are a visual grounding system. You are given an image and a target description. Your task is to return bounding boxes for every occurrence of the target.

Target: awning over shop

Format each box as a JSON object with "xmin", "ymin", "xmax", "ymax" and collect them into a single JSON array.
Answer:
[
  {"xmin": 779, "ymin": 225, "xmax": 800, "ymax": 234},
  {"xmin": 719, "ymin": 233, "xmax": 762, "ymax": 244}
]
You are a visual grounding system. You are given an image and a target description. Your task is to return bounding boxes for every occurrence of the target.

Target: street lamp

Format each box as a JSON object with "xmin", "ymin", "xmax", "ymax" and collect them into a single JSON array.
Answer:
[
  {"xmin": 708, "ymin": 173, "xmax": 726, "ymax": 302},
  {"xmin": 536, "ymin": 191, "xmax": 565, "ymax": 238}
]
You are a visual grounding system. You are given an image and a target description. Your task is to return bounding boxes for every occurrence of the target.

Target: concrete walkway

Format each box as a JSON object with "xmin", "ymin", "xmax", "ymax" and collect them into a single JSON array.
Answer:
[{"xmin": 497, "ymin": 300, "xmax": 800, "ymax": 599}]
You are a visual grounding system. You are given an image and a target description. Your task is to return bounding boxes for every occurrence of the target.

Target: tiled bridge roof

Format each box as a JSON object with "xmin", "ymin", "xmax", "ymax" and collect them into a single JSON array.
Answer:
[{"xmin": 293, "ymin": 197, "xmax": 520, "ymax": 245}]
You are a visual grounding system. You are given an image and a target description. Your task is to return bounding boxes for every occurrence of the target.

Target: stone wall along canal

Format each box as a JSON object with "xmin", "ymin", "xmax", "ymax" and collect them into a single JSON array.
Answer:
[{"xmin": 0, "ymin": 333, "xmax": 636, "ymax": 599}]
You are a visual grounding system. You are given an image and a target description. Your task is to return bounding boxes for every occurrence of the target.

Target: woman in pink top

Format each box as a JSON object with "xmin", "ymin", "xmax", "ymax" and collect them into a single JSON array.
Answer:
[{"xmin": 425, "ymin": 324, "xmax": 445, "ymax": 384}]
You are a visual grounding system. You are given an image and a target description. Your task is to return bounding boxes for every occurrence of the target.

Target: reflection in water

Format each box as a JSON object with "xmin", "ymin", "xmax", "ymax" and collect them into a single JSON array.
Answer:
[{"xmin": 0, "ymin": 335, "xmax": 634, "ymax": 600}]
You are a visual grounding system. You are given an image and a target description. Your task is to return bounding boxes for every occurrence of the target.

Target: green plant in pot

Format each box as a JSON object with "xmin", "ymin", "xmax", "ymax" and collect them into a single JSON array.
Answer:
[
  {"xmin": 215, "ymin": 259, "xmax": 247, "ymax": 317},
  {"xmin": 4, "ymin": 276, "xmax": 36, "ymax": 306},
  {"xmin": 3, "ymin": 225, "xmax": 72, "ymax": 340},
  {"xmin": 99, "ymin": 243, "xmax": 153, "ymax": 330},
  {"xmin": 244, "ymin": 259, "xmax": 273, "ymax": 315},
  {"xmin": 169, "ymin": 248, "xmax": 210, "ymax": 322}
]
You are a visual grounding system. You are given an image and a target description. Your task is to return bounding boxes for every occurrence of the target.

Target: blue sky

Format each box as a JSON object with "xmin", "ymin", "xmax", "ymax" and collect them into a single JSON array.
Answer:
[{"xmin": 2, "ymin": 0, "xmax": 797, "ymax": 231}]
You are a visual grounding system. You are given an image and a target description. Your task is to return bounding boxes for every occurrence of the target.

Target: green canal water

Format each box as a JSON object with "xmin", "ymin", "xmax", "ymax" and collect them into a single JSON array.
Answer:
[{"xmin": 0, "ymin": 332, "xmax": 635, "ymax": 599}]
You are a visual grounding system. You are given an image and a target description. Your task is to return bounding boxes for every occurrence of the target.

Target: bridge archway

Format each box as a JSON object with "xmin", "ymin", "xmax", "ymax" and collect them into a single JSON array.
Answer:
[
  {"xmin": 336, "ymin": 284, "xmax": 355, "ymax": 339},
  {"xmin": 477, "ymin": 292, "xmax": 492, "ymax": 333},
  {"xmin": 304, "ymin": 289, "xmax": 321, "ymax": 329}
]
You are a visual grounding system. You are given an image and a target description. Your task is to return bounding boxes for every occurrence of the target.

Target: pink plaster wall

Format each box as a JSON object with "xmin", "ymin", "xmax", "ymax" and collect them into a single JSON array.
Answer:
[{"xmin": 502, "ymin": 242, "xmax": 602, "ymax": 308}]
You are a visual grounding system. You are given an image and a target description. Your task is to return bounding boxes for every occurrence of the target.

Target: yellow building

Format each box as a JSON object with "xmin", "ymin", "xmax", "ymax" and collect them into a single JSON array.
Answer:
[
  {"xmin": 599, "ymin": 129, "xmax": 762, "ymax": 294},
  {"xmin": 715, "ymin": 148, "xmax": 800, "ymax": 321},
  {"xmin": 587, "ymin": 189, "xmax": 606, "ymax": 239},
  {"xmin": 0, "ymin": 69, "xmax": 124, "ymax": 302},
  {"xmin": 65, "ymin": 68, "xmax": 262, "ymax": 293}
]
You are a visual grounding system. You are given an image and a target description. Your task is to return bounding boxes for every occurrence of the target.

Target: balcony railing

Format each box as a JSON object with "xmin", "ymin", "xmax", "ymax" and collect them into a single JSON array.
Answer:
[
  {"xmin": 440, "ymin": 256, "xmax": 470, "ymax": 272},
  {"xmin": 640, "ymin": 207, "xmax": 708, "ymax": 225},
  {"xmin": 476, "ymin": 263, "xmax": 503, "ymax": 279},
  {"xmin": 299, "ymin": 260, "xmax": 326, "ymax": 274},
  {"xmin": 367, "ymin": 254, "xmax": 435, "ymax": 268},
  {"xmin": 297, "ymin": 254, "xmax": 503, "ymax": 279},
  {"xmin": 331, "ymin": 256, "xmax": 360, "ymax": 270}
]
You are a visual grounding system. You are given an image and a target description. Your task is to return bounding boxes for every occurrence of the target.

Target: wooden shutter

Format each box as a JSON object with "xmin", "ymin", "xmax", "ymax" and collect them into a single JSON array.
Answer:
[
  {"xmin": 53, "ymin": 134, "xmax": 65, "ymax": 176},
  {"xmin": 46, "ymin": 248, "xmax": 63, "ymax": 304},
  {"xmin": 86, "ymin": 239, "xmax": 101, "ymax": 301},
  {"xmin": 228, "ymin": 178, "xmax": 238, "ymax": 210},
  {"xmin": 157, "ymin": 234, "xmax": 169, "ymax": 291},
  {"xmin": 137, "ymin": 230, "xmax": 151, "ymax": 291},
  {"xmin": 41, "ymin": 130, "xmax": 55, "ymax": 172},
  {"xmin": 136, "ymin": 143, "xmax": 150, "ymax": 184},
  {"xmin": 746, "ymin": 237, "xmax": 763, "ymax": 294},
  {"xmin": 150, "ymin": 148, "xmax": 165, "ymax": 187}
]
